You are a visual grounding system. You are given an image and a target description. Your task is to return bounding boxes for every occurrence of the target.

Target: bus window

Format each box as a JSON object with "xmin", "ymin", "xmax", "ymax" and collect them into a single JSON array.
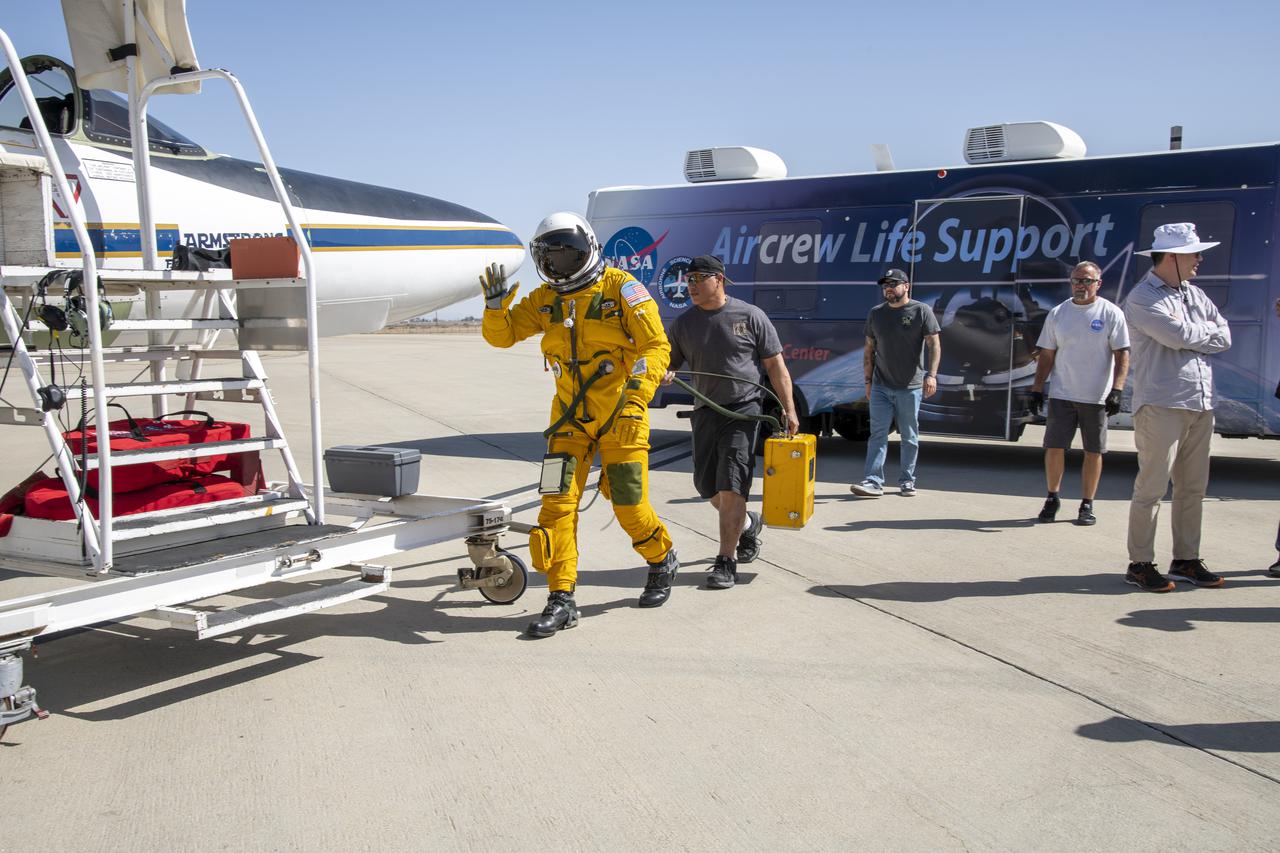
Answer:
[
  {"xmin": 1134, "ymin": 201, "xmax": 1234, "ymax": 306},
  {"xmin": 755, "ymin": 287, "xmax": 817, "ymax": 315},
  {"xmin": 753, "ymin": 219, "xmax": 822, "ymax": 284}
]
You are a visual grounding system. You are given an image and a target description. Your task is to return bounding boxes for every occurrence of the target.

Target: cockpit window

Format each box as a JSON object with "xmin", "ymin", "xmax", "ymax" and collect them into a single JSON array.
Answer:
[
  {"xmin": 0, "ymin": 61, "xmax": 76, "ymax": 135},
  {"xmin": 84, "ymin": 89, "xmax": 204, "ymax": 156}
]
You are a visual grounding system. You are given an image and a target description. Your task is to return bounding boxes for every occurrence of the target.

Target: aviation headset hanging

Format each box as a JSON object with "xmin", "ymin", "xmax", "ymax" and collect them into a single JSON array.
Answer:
[{"xmin": 31, "ymin": 268, "xmax": 113, "ymax": 347}]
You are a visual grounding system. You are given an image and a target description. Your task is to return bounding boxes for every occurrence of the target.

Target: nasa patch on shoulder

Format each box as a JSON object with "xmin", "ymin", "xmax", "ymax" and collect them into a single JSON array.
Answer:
[{"xmin": 620, "ymin": 280, "xmax": 652, "ymax": 307}]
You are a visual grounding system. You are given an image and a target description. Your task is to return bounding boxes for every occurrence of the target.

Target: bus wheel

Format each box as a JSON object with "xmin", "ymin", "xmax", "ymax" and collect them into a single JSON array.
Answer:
[{"xmin": 833, "ymin": 413, "xmax": 869, "ymax": 442}]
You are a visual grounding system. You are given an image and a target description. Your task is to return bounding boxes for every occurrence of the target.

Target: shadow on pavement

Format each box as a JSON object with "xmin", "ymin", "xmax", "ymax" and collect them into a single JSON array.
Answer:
[
  {"xmin": 1077, "ymin": 715, "xmax": 1280, "ymax": 754},
  {"xmin": 825, "ymin": 517, "xmax": 1038, "ymax": 534},
  {"xmin": 1117, "ymin": 605, "xmax": 1280, "ymax": 632},
  {"xmin": 811, "ymin": 572, "xmax": 1130, "ymax": 603}
]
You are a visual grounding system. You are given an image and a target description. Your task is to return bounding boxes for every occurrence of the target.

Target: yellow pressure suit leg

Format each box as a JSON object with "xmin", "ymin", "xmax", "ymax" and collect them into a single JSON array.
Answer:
[
  {"xmin": 599, "ymin": 419, "xmax": 673, "ymax": 566},
  {"xmin": 536, "ymin": 426, "xmax": 673, "ymax": 592},
  {"xmin": 538, "ymin": 432, "xmax": 594, "ymax": 592}
]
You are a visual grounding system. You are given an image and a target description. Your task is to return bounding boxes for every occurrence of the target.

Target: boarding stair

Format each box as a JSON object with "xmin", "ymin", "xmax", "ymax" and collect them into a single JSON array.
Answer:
[
  {"xmin": 0, "ymin": 21, "xmax": 519, "ymax": 739},
  {"xmin": 0, "ymin": 166, "xmax": 319, "ymax": 571}
]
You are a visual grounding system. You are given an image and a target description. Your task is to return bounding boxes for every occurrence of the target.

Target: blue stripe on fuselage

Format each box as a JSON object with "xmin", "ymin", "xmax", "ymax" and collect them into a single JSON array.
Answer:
[
  {"xmin": 55, "ymin": 223, "xmax": 521, "ymax": 257},
  {"xmin": 298, "ymin": 225, "xmax": 522, "ymax": 250},
  {"xmin": 54, "ymin": 224, "xmax": 179, "ymax": 258}
]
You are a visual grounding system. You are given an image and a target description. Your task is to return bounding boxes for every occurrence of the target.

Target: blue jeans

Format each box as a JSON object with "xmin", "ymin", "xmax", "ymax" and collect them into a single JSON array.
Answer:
[{"xmin": 862, "ymin": 383, "xmax": 922, "ymax": 487}]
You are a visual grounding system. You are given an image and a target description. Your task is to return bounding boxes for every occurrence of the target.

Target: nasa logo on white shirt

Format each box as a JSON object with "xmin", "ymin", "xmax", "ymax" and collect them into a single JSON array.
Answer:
[{"xmin": 1090, "ymin": 318, "xmax": 1104, "ymax": 332}]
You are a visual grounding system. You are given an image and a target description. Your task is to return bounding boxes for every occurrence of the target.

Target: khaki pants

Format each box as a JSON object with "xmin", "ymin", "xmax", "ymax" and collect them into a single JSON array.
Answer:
[{"xmin": 1127, "ymin": 405, "xmax": 1214, "ymax": 563}]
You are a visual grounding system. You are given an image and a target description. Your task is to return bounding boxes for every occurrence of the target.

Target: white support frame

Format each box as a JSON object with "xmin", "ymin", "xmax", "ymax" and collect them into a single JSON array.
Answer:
[
  {"xmin": 0, "ymin": 29, "xmax": 112, "ymax": 568},
  {"xmin": 0, "ymin": 494, "xmax": 510, "ymax": 640},
  {"xmin": 133, "ymin": 68, "xmax": 325, "ymax": 526}
]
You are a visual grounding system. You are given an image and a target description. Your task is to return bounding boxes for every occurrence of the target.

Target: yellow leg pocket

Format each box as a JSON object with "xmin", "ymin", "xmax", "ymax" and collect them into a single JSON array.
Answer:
[
  {"xmin": 605, "ymin": 461, "xmax": 644, "ymax": 506},
  {"xmin": 528, "ymin": 525, "xmax": 554, "ymax": 573}
]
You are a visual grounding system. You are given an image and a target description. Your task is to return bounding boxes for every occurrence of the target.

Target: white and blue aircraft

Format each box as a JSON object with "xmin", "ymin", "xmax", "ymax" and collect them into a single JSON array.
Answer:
[{"xmin": 0, "ymin": 52, "xmax": 523, "ymax": 335}]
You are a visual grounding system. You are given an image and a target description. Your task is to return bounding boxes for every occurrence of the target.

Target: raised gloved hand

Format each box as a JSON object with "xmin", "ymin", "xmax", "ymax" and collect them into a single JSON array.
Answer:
[
  {"xmin": 613, "ymin": 399, "xmax": 649, "ymax": 447},
  {"xmin": 479, "ymin": 263, "xmax": 519, "ymax": 311},
  {"xmin": 1029, "ymin": 390, "xmax": 1044, "ymax": 414},
  {"xmin": 1104, "ymin": 388, "xmax": 1123, "ymax": 417}
]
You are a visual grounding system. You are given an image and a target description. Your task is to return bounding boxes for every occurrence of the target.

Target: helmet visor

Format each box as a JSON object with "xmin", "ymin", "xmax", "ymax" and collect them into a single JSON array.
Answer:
[{"xmin": 532, "ymin": 228, "xmax": 592, "ymax": 281}]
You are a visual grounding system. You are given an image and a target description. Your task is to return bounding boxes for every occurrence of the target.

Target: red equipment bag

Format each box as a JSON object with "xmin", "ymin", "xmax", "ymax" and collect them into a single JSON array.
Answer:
[
  {"xmin": 64, "ymin": 404, "xmax": 189, "ymax": 492},
  {"xmin": 64, "ymin": 406, "xmax": 251, "ymax": 492},
  {"xmin": 23, "ymin": 474, "xmax": 251, "ymax": 521}
]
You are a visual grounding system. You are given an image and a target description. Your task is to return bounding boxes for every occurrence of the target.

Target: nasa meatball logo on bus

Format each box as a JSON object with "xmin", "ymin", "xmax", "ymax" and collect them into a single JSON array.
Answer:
[
  {"xmin": 604, "ymin": 226, "xmax": 667, "ymax": 286},
  {"xmin": 657, "ymin": 257, "xmax": 694, "ymax": 309}
]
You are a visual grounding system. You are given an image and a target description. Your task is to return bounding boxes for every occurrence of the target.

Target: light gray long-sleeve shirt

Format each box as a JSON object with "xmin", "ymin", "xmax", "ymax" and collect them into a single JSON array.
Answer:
[{"xmin": 1123, "ymin": 270, "xmax": 1231, "ymax": 411}]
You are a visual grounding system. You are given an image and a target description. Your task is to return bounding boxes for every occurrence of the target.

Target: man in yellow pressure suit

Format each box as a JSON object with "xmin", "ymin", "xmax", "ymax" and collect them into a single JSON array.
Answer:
[{"xmin": 480, "ymin": 211, "xmax": 678, "ymax": 638}]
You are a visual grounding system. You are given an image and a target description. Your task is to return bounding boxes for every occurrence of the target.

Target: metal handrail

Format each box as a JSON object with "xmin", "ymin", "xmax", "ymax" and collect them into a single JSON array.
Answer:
[
  {"xmin": 134, "ymin": 68, "xmax": 325, "ymax": 525},
  {"xmin": 0, "ymin": 29, "xmax": 110, "ymax": 569}
]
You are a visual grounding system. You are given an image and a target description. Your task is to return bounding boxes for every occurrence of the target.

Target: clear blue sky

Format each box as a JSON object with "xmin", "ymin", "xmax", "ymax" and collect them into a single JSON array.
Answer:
[{"xmin": 6, "ymin": 1, "xmax": 1279, "ymax": 317}]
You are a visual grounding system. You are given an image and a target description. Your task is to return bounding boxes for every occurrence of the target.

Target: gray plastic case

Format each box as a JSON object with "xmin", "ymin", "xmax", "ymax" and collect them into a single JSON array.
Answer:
[{"xmin": 323, "ymin": 445, "xmax": 421, "ymax": 496}]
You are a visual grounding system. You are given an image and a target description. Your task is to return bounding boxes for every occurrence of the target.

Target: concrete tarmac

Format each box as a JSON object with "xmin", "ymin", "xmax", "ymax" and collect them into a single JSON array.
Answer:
[{"xmin": 2, "ymin": 333, "xmax": 1278, "ymax": 851}]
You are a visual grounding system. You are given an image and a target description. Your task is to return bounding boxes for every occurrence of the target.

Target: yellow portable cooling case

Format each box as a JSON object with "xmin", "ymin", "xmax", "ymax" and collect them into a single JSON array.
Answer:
[{"xmin": 761, "ymin": 432, "xmax": 816, "ymax": 528}]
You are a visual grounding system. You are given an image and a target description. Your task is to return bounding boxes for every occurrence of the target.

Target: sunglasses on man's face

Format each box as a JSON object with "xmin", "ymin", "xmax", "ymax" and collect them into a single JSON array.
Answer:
[
  {"xmin": 687, "ymin": 273, "xmax": 718, "ymax": 285},
  {"xmin": 1070, "ymin": 277, "xmax": 1100, "ymax": 285}
]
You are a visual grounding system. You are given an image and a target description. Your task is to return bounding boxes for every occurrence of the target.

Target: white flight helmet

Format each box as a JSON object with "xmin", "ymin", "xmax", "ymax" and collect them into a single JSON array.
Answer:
[{"xmin": 530, "ymin": 211, "xmax": 606, "ymax": 294}]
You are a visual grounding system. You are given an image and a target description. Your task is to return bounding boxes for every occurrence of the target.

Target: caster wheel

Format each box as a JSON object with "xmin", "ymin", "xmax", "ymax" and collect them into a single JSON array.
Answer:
[{"xmin": 478, "ymin": 550, "xmax": 528, "ymax": 604}]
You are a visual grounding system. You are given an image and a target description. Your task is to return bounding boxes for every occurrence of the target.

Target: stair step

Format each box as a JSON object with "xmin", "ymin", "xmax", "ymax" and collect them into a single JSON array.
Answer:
[
  {"xmin": 27, "ymin": 346, "xmax": 245, "ymax": 364},
  {"xmin": 82, "ymin": 437, "xmax": 287, "ymax": 469},
  {"xmin": 153, "ymin": 566, "xmax": 389, "ymax": 639},
  {"xmin": 1, "ymin": 266, "xmax": 304, "ymax": 291},
  {"xmin": 112, "ymin": 495, "xmax": 310, "ymax": 540},
  {"xmin": 63, "ymin": 377, "xmax": 262, "ymax": 398}
]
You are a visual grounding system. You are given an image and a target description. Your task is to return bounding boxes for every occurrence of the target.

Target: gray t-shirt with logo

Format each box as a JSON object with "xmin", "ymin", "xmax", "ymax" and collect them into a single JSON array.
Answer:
[
  {"xmin": 867, "ymin": 300, "xmax": 941, "ymax": 390},
  {"xmin": 668, "ymin": 296, "xmax": 783, "ymax": 407}
]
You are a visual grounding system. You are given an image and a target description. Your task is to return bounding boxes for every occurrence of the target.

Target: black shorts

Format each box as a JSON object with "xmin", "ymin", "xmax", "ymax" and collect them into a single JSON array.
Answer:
[
  {"xmin": 1043, "ymin": 398, "xmax": 1108, "ymax": 453},
  {"xmin": 690, "ymin": 402, "xmax": 761, "ymax": 499}
]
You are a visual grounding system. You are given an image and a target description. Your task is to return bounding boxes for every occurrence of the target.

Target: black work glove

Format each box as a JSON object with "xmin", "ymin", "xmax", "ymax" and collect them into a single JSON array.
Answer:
[
  {"xmin": 1029, "ymin": 390, "xmax": 1044, "ymax": 414},
  {"xmin": 1104, "ymin": 388, "xmax": 1122, "ymax": 417}
]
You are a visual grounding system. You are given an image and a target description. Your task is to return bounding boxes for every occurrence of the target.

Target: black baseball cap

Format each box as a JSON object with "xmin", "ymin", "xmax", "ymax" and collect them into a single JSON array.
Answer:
[
  {"xmin": 688, "ymin": 254, "xmax": 732, "ymax": 284},
  {"xmin": 878, "ymin": 268, "xmax": 909, "ymax": 285}
]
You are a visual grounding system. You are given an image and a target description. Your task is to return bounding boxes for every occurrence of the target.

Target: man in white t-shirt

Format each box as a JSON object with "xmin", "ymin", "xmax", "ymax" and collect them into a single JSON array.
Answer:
[{"xmin": 1029, "ymin": 261, "xmax": 1131, "ymax": 526}]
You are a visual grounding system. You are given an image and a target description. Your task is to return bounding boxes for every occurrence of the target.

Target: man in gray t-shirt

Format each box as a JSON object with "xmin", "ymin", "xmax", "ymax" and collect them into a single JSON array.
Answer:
[
  {"xmin": 850, "ymin": 268, "xmax": 941, "ymax": 498},
  {"xmin": 663, "ymin": 255, "xmax": 798, "ymax": 590}
]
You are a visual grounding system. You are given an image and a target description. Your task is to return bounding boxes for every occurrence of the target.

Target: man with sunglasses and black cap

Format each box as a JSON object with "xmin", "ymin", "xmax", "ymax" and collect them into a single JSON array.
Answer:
[
  {"xmin": 1123, "ymin": 223, "xmax": 1232, "ymax": 592},
  {"xmin": 662, "ymin": 255, "xmax": 798, "ymax": 590},
  {"xmin": 850, "ymin": 268, "xmax": 941, "ymax": 498}
]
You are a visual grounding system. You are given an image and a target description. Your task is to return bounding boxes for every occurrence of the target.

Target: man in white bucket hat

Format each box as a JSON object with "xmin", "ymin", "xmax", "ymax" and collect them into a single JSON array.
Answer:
[{"xmin": 1122, "ymin": 223, "xmax": 1232, "ymax": 592}]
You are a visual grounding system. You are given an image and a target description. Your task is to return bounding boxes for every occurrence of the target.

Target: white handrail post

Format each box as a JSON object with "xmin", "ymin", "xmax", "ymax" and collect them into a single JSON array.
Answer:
[
  {"xmin": 139, "ymin": 69, "xmax": 325, "ymax": 525},
  {"xmin": 0, "ymin": 28, "xmax": 112, "ymax": 570},
  {"xmin": 123, "ymin": 0, "xmax": 168, "ymax": 417}
]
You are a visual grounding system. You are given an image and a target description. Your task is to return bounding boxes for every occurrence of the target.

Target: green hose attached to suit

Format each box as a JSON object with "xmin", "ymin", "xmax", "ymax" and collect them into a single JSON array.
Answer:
[{"xmin": 667, "ymin": 370, "xmax": 784, "ymax": 434}]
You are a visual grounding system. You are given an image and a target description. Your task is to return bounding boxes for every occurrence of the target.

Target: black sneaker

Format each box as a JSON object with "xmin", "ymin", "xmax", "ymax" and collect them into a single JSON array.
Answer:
[
  {"xmin": 1269, "ymin": 557, "xmax": 1280, "ymax": 578},
  {"xmin": 1124, "ymin": 562, "xmax": 1174, "ymax": 592},
  {"xmin": 1037, "ymin": 496, "xmax": 1060, "ymax": 523},
  {"xmin": 1075, "ymin": 503, "xmax": 1096, "ymax": 526},
  {"xmin": 527, "ymin": 591, "xmax": 579, "ymax": 638},
  {"xmin": 737, "ymin": 511, "xmax": 763, "ymax": 564},
  {"xmin": 707, "ymin": 555, "xmax": 737, "ymax": 590},
  {"xmin": 1169, "ymin": 559, "xmax": 1224, "ymax": 588},
  {"xmin": 638, "ymin": 550, "xmax": 679, "ymax": 608}
]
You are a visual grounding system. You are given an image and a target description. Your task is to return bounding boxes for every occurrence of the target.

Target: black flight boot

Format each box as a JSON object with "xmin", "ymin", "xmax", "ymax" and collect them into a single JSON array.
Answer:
[
  {"xmin": 638, "ymin": 550, "xmax": 679, "ymax": 608},
  {"xmin": 527, "ymin": 590, "xmax": 579, "ymax": 638}
]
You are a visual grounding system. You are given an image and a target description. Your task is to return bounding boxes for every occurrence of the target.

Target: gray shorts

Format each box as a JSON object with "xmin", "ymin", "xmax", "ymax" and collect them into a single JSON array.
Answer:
[
  {"xmin": 1043, "ymin": 398, "xmax": 1107, "ymax": 453},
  {"xmin": 690, "ymin": 402, "xmax": 761, "ymax": 499}
]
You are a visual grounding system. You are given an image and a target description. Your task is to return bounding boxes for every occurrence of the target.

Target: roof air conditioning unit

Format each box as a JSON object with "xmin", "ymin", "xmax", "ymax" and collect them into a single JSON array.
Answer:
[
  {"xmin": 963, "ymin": 122, "xmax": 1086, "ymax": 164},
  {"xmin": 684, "ymin": 147, "xmax": 788, "ymax": 183}
]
